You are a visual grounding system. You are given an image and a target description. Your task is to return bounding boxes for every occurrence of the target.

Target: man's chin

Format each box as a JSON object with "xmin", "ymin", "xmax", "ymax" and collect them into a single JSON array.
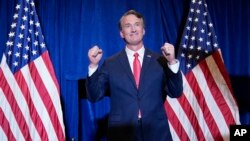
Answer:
[{"xmin": 127, "ymin": 39, "xmax": 143, "ymax": 45}]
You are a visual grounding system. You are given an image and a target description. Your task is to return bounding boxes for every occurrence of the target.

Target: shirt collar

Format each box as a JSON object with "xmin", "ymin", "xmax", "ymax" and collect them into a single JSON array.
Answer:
[{"xmin": 125, "ymin": 46, "xmax": 145, "ymax": 58}]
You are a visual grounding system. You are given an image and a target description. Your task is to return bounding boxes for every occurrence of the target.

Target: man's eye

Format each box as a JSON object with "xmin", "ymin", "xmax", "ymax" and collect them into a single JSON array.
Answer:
[
  {"xmin": 124, "ymin": 24, "xmax": 131, "ymax": 28},
  {"xmin": 135, "ymin": 23, "xmax": 140, "ymax": 26}
]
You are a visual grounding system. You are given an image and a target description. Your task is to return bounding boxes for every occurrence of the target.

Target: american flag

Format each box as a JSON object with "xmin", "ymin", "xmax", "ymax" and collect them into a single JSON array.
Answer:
[
  {"xmin": 165, "ymin": 0, "xmax": 240, "ymax": 140},
  {"xmin": 0, "ymin": 0, "xmax": 65, "ymax": 141}
]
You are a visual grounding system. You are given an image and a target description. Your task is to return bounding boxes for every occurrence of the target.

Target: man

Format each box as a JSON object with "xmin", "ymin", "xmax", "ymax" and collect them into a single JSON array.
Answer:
[{"xmin": 86, "ymin": 10, "xmax": 183, "ymax": 141}]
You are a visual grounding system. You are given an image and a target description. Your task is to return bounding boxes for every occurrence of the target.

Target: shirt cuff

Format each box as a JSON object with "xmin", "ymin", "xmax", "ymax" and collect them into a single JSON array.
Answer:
[
  {"xmin": 167, "ymin": 60, "xmax": 180, "ymax": 74},
  {"xmin": 88, "ymin": 65, "xmax": 98, "ymax": 76}
]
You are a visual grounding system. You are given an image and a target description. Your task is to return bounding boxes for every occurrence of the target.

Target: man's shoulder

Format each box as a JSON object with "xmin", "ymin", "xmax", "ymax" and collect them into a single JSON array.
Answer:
[
  {"xmin": 105, "ymin": 50, "xmax": 125, "ymax": 62},
  {"xmin": 145, "ymin": 48, "xmax": 161, "ymax": 58}
]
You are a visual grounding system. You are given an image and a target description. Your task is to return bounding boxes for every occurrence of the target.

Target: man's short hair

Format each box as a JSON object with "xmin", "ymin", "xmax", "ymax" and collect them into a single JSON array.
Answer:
[{"xmin": 118, "ymin": 10, "xmax": 145, "ymax": 30}]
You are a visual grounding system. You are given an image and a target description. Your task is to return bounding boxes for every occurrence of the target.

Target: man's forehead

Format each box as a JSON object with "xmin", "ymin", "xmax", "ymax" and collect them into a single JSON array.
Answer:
[{"xmin": 122, "ymin": 15, "xmax": 142, "ymax": 23}]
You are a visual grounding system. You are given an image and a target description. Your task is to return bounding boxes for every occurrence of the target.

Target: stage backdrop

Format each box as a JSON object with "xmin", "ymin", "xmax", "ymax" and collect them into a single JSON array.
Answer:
[{"xmin": 0, "ymin": 0, "xmax": 249, "ymax": 140}]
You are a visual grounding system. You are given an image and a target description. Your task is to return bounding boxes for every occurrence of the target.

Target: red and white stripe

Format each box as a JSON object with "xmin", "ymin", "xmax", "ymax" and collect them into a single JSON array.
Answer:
[
  {"xmin": 0, "ymin": 51, "xmax": 65, "ymax": 141},
  {"xmin": 165, "ymin": 50, "xmax": 240, "ymax": 141}
]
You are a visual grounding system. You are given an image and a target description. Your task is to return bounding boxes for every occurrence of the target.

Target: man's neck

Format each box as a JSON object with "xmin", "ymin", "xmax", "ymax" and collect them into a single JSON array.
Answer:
[{"xmin": 126, "ymin": 43, "xmax": 143, "ymax": 52}]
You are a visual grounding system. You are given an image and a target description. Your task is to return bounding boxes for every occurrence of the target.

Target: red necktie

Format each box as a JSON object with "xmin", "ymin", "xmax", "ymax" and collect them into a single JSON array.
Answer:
[
  {"xmin": 133, "ymin": 53, "xmax": 141, "ymax": 88},
  {"xmin": 133, "ymin": 53, "xmax": 142, "ymax": 118}
]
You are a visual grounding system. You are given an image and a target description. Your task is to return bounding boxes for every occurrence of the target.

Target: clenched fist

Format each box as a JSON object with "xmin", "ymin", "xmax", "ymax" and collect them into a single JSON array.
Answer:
[
  {"xmin": 161, "ymin": 43, "xmax": 177, "ymax": 65},
  {"xmin": 88, "ymin": 45, "xmax": 103, "ymax": 68}
]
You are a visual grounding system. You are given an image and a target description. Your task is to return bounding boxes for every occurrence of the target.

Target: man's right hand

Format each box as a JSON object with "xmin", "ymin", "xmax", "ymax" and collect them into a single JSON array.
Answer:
[{"xmin": 88, "ymin": 45, "xmax": 103, "ymax": 68}]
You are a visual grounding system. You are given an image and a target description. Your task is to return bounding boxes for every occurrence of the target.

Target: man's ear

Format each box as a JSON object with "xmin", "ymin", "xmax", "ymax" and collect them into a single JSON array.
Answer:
[{"xmin": 120, "ymin": 31, "xmax": 124, "ymax": 38}]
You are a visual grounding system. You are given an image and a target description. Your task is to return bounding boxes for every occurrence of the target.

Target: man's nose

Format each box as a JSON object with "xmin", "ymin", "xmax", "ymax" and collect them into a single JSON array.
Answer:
[{"xmin": 131, "ymin": 25, "xmax": 136, "ymax": 32}]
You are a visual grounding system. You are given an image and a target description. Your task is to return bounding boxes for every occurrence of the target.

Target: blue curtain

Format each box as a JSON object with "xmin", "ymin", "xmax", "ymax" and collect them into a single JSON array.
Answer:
[{"xmin": 0, "ymin": 0, "xmax": 249, "ymax": 140}]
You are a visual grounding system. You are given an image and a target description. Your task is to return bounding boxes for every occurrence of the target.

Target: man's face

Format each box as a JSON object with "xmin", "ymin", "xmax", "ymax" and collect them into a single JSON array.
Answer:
[{"xmin": 120, "ymin": 14, "xmax": 145, "ymax": 45}]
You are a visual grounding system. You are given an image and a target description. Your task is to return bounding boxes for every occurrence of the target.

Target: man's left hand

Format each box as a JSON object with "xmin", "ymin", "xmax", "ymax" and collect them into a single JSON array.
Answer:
[{"xmin": 161, "ymin": 43, "xmax": 177, "ymax": 65}]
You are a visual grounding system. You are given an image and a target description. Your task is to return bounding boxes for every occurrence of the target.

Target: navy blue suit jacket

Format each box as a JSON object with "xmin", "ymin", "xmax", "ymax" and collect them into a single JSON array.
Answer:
[{"xmin": 86, "ymin": 48, "xmax": 183, "ymax": 141}]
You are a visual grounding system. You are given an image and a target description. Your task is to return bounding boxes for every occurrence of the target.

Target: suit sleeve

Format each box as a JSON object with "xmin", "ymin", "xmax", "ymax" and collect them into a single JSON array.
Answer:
[
  {"xmin": 157, "ymin": 56, "xmax": 183, "ymax": 98},
  {"xmin": 164, "ymin": 67, "xmax": 183, "ymax": 98},
  {"xmin": 85, "ymin": 60, "xmax": 109, "ymax": 102}
]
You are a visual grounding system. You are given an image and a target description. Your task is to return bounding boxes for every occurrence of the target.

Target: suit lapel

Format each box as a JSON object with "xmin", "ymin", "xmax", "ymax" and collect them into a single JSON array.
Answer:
[
  {"xmin": 118, "ymin": 48, "xmax": 154, "ymax": 92},
  {"xmin": 138, "ymin": 49, "xmax": 153, "ymax": 94},
  {"xmin": 118, "ymin": 49, "xmax": 137, "ymax": 89}
]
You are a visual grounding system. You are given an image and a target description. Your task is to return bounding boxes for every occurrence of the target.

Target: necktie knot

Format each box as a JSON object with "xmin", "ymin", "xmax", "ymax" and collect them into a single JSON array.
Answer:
[{"xmin": 134, "ymin": 53, "xmax": 139, "ymax": 58}]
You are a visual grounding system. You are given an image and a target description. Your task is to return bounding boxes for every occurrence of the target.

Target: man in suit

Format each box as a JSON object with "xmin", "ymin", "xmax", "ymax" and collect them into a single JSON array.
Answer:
[{"xmin": 86, "ymin": 10, "xmax": 183, "ymax": 141}]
